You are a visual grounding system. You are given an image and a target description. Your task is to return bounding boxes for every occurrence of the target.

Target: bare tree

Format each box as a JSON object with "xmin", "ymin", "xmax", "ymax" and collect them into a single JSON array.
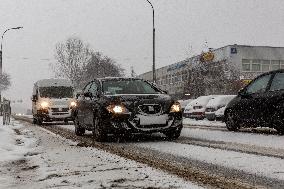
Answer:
[
  {"xmin": 80, "ymin": 52, "xmax": 124, "ymax": 87},
  {"xmin": 185, "ymin": 59, "xmax": 240, "ymax": 98},
  {"xmin": 0, "ymin": 72, "xmax": 11, "ymax": 92},
  {"xmin": 53, "ymin": 37, "xmax": 91, "ymax": 88},
  {"xmin": 53, "ymin": 37, "xmax": 124, "ymax": 89}
]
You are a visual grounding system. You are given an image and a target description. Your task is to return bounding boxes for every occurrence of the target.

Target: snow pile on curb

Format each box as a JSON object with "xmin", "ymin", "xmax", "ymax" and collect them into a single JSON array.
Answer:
[
  {"xmin": 0, "ymin": 119, "xmax": 36, "ymax": 162},
  {"xmin": 183, "ymin": 118, "xmax": 226, "ymax": 127}
]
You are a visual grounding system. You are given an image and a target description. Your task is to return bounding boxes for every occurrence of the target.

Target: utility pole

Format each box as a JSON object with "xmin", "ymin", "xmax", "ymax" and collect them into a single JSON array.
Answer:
[
  {"xmin": 145, "ymin": 0, "xmax": 156, "ymax": 83},
  {"xmin": 0, "ymin": 27, "xmax": 23, "ymax": 104}
]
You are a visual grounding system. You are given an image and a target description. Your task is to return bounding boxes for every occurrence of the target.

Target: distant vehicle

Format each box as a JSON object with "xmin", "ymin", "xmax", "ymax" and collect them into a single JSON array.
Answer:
[
  {"xmin": 178, "ymin": 99, "xmax": 194, "ymax": 113},
  {"xmin": 215, "ymin": 106, "xmax": 226, "ymax": 121},
  {"xmin": 31, "ymin": 79, "xmax": 76, "ymax": 125},
  {"xmin": 225, "ymin": 69, "xmax": 284, "ymax": 134},
  {"xmin": 183, "ymin": 100, "xmax": 196, "ymax": 118},
  {"xmin": 72, "ymin": 77, "xmax": 183, "ymax": 141},
  {"xmin": 205, "ymin": 95, "xmax": 236, "ymax": 121},
  {"xmin": 183, "ymin": 95, "xmax": 216, "ymax": 119}
]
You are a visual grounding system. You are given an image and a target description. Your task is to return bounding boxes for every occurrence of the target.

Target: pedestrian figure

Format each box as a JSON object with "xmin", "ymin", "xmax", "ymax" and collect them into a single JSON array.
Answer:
[{"xmin": 2, "ymin": 99, "xmax": 11, "ymax": 125}]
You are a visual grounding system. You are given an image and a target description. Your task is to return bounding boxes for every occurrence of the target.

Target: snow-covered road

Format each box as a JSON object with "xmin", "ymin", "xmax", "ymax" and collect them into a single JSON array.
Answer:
[{"xmin": 12, "ymin": 115, "xmax": 284, "ymax": 188}]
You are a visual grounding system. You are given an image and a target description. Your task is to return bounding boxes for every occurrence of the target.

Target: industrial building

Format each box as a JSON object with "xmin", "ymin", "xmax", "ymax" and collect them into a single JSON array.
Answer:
[{"xmin": 139, "ymin": 45, "xmax": 284, "ymax": 98}]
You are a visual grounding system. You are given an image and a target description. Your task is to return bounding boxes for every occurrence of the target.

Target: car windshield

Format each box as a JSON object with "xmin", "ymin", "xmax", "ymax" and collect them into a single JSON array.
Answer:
[
  {"xmin": 39, "ymin": 86, "xmax": 74, "ymax": 98},
  {"xmin": 102, "ymin": 80, "xmax": 160, "ymax": 95}
]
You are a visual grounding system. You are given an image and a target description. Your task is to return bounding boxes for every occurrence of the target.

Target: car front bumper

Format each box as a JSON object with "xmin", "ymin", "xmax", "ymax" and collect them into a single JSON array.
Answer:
[
  {"xmin": 183, "ymin": 112, "xmax": 205, "ymax": 119},
  {"xmin": 37, "ymin": 108, "xmax": 72, "ymax": 121},
  {"xmin": 102, "ymin": 113, "xmax": 183, "ymax": 134}
]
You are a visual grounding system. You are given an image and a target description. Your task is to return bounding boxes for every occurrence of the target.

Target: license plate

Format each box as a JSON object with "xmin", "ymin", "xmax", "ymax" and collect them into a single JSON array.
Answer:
[{"xmin": 137, "ymin": 114, "xmax": 168, "ymax": 125}]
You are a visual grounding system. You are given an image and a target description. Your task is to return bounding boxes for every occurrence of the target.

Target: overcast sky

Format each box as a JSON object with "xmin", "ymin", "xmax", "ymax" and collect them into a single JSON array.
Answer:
[{"xmin": 1, "ymin": 0, "xmax": 284, "ymax": 110}]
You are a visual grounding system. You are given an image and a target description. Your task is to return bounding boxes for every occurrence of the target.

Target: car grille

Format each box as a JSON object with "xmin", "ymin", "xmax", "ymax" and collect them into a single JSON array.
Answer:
[
  {"xmin": 51, "ymin": 108, "xmax": 69, "ymax": 112},
  {"xmin": 52, "ymin": 101, "xmax": 69, "ymax": 106},
  {"xmin": 138, "ymin": 104, "xmax": 162, "ymax": 115}
]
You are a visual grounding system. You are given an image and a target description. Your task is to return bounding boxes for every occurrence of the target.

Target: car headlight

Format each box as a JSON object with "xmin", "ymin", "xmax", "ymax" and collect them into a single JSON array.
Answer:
[
  {"xmin": 40, "ymin": 101, "xmax": 49, "ymax": 109},
  {"xmin": 106, "ymin": 104, "xmax": 128, "ymax": 114},
  {"xmin": 70, "ymin": 101, "xmax": 77, "ymax": 107},
  {"xmin": 170, "ymin": 102, "xmax": 181, "ymax": 113}
]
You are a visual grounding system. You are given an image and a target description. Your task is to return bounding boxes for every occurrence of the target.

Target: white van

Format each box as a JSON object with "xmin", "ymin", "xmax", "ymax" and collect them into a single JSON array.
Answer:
[{"xmin": 32, "ymin": 79, "xmax": 76, "ymax": 125}]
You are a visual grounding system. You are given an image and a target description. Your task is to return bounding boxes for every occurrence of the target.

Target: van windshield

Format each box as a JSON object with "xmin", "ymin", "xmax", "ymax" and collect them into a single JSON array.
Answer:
[{"xmin": 39, "ymin": 86, "xmax": 73, "ymax": 98}]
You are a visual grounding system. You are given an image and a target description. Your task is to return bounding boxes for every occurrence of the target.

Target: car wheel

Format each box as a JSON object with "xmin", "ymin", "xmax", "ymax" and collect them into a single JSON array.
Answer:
[
  {"xmin": 207, "ymin": 117, "xmax": 215, "ymax": 121},
  {"xmin": 272, "ymin": 115, "xmax": 284, "ymax": 135},
  {"xmin": 74, "ymin": 116, "xmax": 85, "ymax": 136},
  {"xmin": 64, "ymin": 119, "xmax": 69, "ymax": 124},
  {"xmin": 225, "ymin": 111, "xmax": 239, "ymax": 131},
  {"xmin": 32, "ymin": 117, "xmax": 37, "ymax": 124},
  {"xmin": 37, "ymin": 118, "xmax": 43, "ymax": 125},
  {"xmin": 164, "ymin": 127, "xmax": 182, "ymax": 140},
  {"xmin": 93, "ymin": 116, "xmax": 107, "ymax": 142}
]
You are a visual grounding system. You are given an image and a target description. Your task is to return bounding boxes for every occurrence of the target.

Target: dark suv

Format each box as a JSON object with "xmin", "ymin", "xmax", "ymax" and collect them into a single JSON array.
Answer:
[
  {"xmin": 72, "ymin": 77, "xmax": 183, "ymax": 141},
  {"xmin": 225, "ymin": 69, "xmax": 284, "ymax": 134}
]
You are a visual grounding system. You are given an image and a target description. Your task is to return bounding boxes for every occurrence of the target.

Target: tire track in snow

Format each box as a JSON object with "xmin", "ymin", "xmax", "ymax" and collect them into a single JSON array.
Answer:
[{"xmin": 175, "ymin": 136, "xmax": 284, "ymax": 160}]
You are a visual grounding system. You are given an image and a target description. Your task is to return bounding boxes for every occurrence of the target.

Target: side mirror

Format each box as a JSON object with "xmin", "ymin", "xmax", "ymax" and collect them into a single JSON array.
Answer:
[
  {"xmin": 238, "ymin": 88, "xmax": 248, "ymax": 97},
  {"xmin": 84, "ymin": 92, "xmax": 93, "ymax": 98},
  {"xmin": 32, "ymin": 95, "xmax": 37, "ymax": 102},
  {"xmin": 76, "ymin": 91, "xmax": 83, "ymax": 98}
]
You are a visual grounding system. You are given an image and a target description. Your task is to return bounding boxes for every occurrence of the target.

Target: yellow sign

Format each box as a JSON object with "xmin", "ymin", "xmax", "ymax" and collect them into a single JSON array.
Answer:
[
  {"xmin": 200, "ymin": 51, "xmax": 214, "ymax": 62},
  {"xmin": 242, "ymin": 79, "xmax": 252, "ymax": 84}
]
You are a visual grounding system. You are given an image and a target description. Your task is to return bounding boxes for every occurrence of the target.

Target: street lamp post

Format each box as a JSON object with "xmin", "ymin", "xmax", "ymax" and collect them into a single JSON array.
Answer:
[
  {"xmin": 0, "ymin": 26, "xmax": 23, "ymax": 103},
  {"xmin": 145, "ymin": 0, "xmax": 156, "ymax": 83}
]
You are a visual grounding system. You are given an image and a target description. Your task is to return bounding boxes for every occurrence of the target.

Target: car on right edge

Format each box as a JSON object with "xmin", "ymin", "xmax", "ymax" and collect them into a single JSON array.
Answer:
[{"xmin": 225, "ymin": 69, "xmax": 284, "ymax": 134}]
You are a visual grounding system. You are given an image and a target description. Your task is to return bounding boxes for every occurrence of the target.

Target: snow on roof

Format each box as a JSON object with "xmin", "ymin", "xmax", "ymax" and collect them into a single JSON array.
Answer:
[
  {"xmin": 178, "ymin": 99, "xmax": 194, "ymax": 108},
  {"xmin": 206, "ymin": 95, "xmax": 236, "ymax": 108},
  {"xmin": 35, "ymin": 79, "xmax": 73, "ymax": 87},
  {"xmin": 191, "ymin": 95, "xmax": 217, "ymax": 107}
]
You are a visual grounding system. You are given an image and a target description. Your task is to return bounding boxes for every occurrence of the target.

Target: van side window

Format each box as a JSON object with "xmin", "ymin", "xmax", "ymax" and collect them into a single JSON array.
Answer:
[
  {"xmin": 89, "ymin": 83, "xmax": 98, "ymax": 97},
  {"xmin": 270, "ymin": 73, "xmax": 284, "ymax": 91},
  {"xmin": 83, "ymin": 83, "xmax": 92, "ymax": 93},
  {"xmin": 246, "ymin": 74, "xmax": 271, "ymax": 94}
]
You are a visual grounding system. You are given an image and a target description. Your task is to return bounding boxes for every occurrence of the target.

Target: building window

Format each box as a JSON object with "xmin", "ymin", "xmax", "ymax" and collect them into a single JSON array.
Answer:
[
  {"xmin": 242, "ymin": 59, "xmax": 251, "ymax": 71},
  {"xmin": 271, "ymin": 60, "xmax": 280, "ymax": 70},
  {"xmin": 261, "ymin": 60, "xmax": 270, "ymax": 72},
  {"xmin": 251, "ymin": 59, "xmax": 261, "ymax": 71},
  {"xmin": 252, "ymin": 64, "xmax": 261, "ymax": 71},
  {"xmin": 281, "ymin": 61, "xmax": 284, "ymax": 69}
]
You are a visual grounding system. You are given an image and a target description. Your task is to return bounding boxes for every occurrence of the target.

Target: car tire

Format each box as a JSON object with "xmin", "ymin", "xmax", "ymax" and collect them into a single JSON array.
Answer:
[
  {"xmin": 164, "ymin": 127, "xmax": 182, "ymax": 140},
  {"xmin": 37, "ymin": 118, "xmax": 43, "ymax": 125},
  {"xmin": 272, "ymin": 114, "xmax": 284, "ymax": 135},
  {"xmin": 64, "ymin": 119, "xmax": 69, "ymax": 124},
  {"xmin": 225, "ymin": 111, "xmax": 239, "ymax": 131},
  {"xmin": 32, "ymin": 117, "xmax": 37, "ymax": 124},
  {"xmin": 74, "ymin": 116, "xmax": 85, "ymax": 136},
  {"xmin": 93, "ymin": 116, "xmax": 107, "ymax": 142},
  {"xmin": 207, "ymin": 117, "xmax": 215, "ymax": 121}
]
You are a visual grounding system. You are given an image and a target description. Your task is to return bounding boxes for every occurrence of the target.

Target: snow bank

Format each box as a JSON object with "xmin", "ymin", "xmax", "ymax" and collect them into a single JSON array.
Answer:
[
  {"xmin": 205, "ymin": 95, "xmax": 236, "ymax": 108},
  {"xmin": 0, "ymin": 118, "xmax": 36, "ymax": 162}
]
